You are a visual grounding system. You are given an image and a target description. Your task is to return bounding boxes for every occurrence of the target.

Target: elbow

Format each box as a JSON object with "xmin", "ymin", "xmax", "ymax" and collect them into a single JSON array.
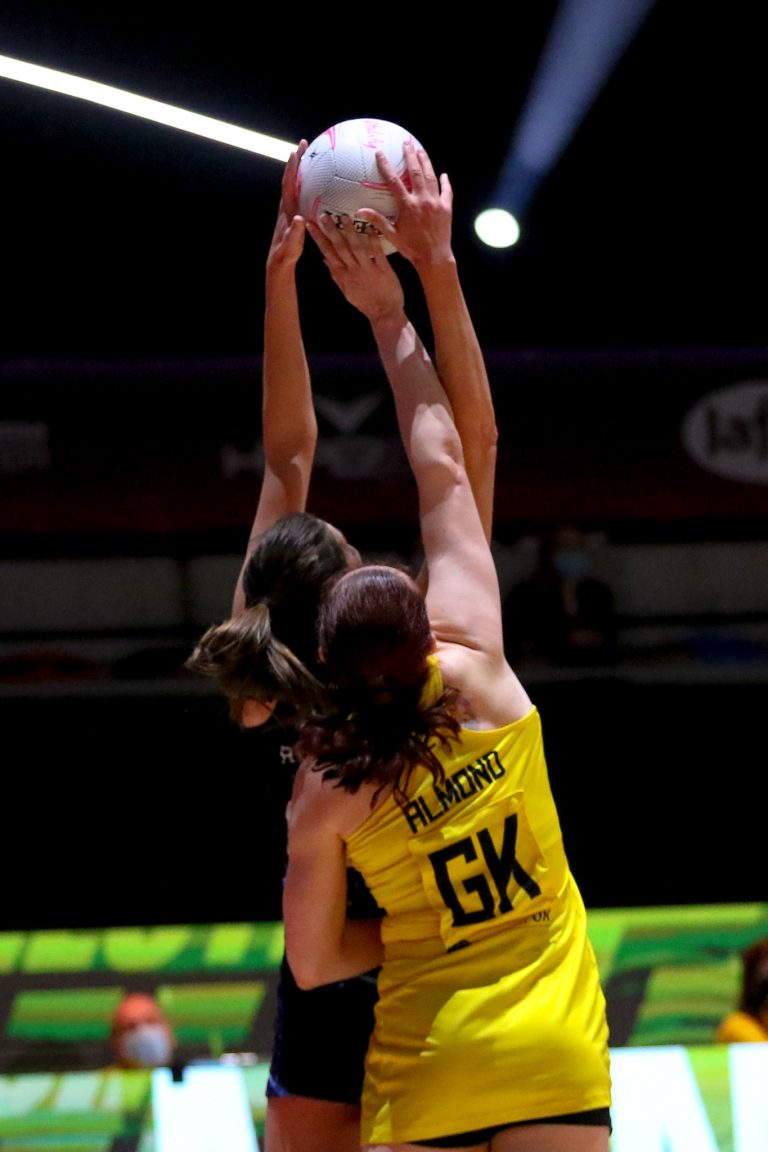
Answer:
[
  {"xmin": 285, "ymin": 935, "xmax": 338, "ymax": 990},
  {"xmin": 456, "ymin": 404, "xmax": 497, "ymax": 459},
  {"xmin": 293, "ymin": 970, "xmax": 324, "ymax": 991},
  {"xmin": 478, "ymin": 415, "xmax": 499, "ymax": 458},
  {"xmin": 289, "ymin": 954, "xmax": 335, "ymax": 991},
  {"xmin": 263, "ymin": 433, "xmax": 318, "ymax": 480}
]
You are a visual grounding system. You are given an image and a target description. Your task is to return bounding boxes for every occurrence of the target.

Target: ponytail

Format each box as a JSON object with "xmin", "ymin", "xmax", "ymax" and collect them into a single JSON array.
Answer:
[{"xmin": 185, "ymin": 603, "xmax": 329, "ymax": 722}]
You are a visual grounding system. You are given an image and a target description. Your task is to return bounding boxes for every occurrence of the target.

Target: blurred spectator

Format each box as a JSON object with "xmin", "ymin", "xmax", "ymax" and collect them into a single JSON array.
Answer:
[
  {"xmin": 503, "ymin": 524, "xmax": 618, "ymax": 667},
  {"xmin": 110, "ymin": 991, "xmax": 176, "ymax": 1069},
  {"xmin": 716, "ymin": 938, "xmax": 768, "ymax": 1042}
]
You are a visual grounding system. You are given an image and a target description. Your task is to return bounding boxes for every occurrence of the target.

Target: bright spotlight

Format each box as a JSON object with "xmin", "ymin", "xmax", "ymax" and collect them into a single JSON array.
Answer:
[
  {"xmin": 481, "ymin": 0, "xmax": 659, "ymax": 246},
  {"xmin": 474, "ymin": 209, "xmax": 521, "ymax": 250}
]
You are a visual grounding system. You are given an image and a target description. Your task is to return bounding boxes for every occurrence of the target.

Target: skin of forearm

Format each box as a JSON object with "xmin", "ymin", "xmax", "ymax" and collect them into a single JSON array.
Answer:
[
  {"xmin": 263, "ymin": 264, "xmax": 317, "ymax": 461},
  {"xmin": 416, "ymin": 261, "xmax": 498, "ymax": 540}
]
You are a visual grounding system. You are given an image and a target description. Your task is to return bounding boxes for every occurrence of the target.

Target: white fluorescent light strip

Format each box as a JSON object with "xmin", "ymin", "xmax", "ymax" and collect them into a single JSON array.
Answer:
[{"xmin": 0, "ymin": 53, "xmax": 296, "ymax": 161}]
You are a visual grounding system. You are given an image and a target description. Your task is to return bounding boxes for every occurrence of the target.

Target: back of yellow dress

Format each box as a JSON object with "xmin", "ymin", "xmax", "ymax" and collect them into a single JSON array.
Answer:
[{"xmin": 345, "ymin": 660, "xmax": 612, "ymax": 1145}]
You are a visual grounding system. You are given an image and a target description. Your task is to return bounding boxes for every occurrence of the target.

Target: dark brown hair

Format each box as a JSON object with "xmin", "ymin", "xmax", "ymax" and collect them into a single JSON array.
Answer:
[
  {"xmin": 185, "ymin": 512, "xmax": 348, "ymax": 722},
  {"xmin": 295, "ymin": 566, "xmax": 466, "ymax": 803}
]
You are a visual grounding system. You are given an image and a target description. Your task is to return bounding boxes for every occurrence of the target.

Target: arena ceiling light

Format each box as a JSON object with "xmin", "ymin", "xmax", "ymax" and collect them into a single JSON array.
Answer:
[
  {"xmin": 474, "ymin": 0, "xmax": 659, "ymax": 250},
  {"xmin": 0, "ymin": 53, "xmax": 295, "ymax": 161}
]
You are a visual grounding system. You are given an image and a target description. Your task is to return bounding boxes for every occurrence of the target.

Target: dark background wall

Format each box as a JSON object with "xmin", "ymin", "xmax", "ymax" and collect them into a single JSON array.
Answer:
[
  {"xmin": 2, "ymin": 347, "xmax": 766, "ymax": 933},
  {"xmin": 4, "ymin": 347, "xmax": 768, "ymax": 546},
  {"xmin": 2, "ymin": 676, "xmax": 763, "ymax": 932}
]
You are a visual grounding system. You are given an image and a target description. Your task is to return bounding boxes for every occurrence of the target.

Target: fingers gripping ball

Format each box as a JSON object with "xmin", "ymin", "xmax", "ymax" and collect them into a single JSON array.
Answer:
[{"xmin": 298, "ymin": 117, "xmax": 424, "ymax": 254}]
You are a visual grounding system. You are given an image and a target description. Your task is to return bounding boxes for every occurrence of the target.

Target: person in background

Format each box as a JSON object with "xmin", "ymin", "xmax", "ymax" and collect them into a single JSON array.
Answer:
[
  {"xmin": 186, "ymin": 138, "xmax": 497, "ymax": 1152},
  {"xmin": 716, "ymin": 937, "xmax": 768, "ymax": 1042},
  {"xmin": 504, "ymin": 523, "xmax": 618, "ymax": 667},
  {"xmin": 110, "ymin": 991, "xmax": 176, "ymax": 1070}
]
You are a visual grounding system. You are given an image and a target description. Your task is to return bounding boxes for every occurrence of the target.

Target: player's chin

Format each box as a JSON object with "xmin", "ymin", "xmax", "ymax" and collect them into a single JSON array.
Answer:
[{"xmin": 240, "ymin": 698, "xmax": 277, "ymax": 728}]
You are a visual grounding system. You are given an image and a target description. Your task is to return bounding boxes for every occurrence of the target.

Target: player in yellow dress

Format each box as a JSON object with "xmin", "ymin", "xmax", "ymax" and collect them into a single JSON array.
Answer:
[
  {"xmin": 282, "ymin": 218, "xmax": 612, "ymax": 1149},
  {"xmin": 187, "ymin": 140, "xmax": 501, "ymax": 1152}
]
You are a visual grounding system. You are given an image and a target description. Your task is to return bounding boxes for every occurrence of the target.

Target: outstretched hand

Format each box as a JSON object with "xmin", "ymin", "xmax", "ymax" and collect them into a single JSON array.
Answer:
[
  {"xmin": 267, "ymin": 140, "xmax": 308, "ymax": 271},
  {"xmin": 307, "ymin": 213, "xmax": 405, "ymax": 321},
  {"xmin": 356, "ymin": 142, "xmax": 454, "ymax": 268}
]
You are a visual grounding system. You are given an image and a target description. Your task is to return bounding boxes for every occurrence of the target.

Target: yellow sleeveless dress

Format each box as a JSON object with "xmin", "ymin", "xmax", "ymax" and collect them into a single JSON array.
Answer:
[{"xmin": 344, "ymin": 658, "xmax": 611, "ymax": 1145}]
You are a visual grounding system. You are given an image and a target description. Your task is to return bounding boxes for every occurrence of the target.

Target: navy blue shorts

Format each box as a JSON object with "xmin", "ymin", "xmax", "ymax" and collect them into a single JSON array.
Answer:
[{"xmin": 266, "ymin": 953, "xmax": 379, "ymax": 1104}]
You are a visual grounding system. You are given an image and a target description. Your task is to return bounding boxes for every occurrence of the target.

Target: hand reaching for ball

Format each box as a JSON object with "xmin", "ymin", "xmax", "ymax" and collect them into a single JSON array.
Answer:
[
  {"xmin": 357, "ymin": 143, "xmax": 455, "ymax": 269},
  {"xmin": 267, "ymin": 139, "xmax": 308, "ymax": 274},
  {"xmin": 307, "ymin": 213, "xmax": 405, "ymax": 322}
]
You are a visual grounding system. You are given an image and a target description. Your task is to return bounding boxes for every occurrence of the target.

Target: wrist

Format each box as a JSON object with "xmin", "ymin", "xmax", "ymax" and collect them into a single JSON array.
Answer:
[
  {"xmin": 265, "ymin": 258, "xmax": 298, "ymax": 288},
  {"xmin": 412, "ymin": 249, "xmax": 458, "ymax": 276},
  {"xmin": 367, "ymin": 304, "xmax": 408, "ymax": 335}
]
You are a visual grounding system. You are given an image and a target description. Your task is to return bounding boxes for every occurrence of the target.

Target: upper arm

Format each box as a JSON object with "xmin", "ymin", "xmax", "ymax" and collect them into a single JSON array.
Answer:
[
  {"xmin": 419, "ymin": 432, "xmax": 502, "ymax": 657},
  {"xmin": 283, "ymin": 767, "xmax": 349, "ymax": 987},
  {"xmin": 416, "ymin": 416, "xmax": 531, "ymax": 721}
]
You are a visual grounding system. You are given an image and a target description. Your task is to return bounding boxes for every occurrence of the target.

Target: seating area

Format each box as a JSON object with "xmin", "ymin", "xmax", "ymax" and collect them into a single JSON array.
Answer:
[{"xmin": 2, "ymin": 535, "xmax": 767, "ymax": 694}]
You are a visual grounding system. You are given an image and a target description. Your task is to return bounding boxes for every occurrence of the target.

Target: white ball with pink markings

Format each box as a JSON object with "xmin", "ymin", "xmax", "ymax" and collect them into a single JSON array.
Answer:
[{"xmin": 298, "ymin": 117, "xmax": 424, "ymax": 255}]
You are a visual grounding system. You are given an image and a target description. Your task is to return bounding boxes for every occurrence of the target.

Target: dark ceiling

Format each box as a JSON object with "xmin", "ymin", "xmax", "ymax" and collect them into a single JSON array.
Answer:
[{"xmin": 1, "ymin": 1, "xmax": 766, "ymax": 360}]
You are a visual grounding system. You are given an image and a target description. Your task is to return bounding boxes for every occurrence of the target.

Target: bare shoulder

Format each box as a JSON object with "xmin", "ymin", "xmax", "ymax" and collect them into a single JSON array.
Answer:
[
  {"xmin": 436, "ymin": 645, "xmax": 533, "ymax": 728},
  {"xmin": 288, "ymin": 762, "xmax": 379, "ymax": 839}
]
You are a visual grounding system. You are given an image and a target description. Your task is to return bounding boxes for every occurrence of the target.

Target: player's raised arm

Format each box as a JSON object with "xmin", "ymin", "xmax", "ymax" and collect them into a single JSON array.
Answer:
[
  {"xmin": 358, "ymin": 142, "xmax": 498, "ymax": 543},
  {"xmin": 232, "ymin": 141, "xmax": 314, "ymax": 616}
]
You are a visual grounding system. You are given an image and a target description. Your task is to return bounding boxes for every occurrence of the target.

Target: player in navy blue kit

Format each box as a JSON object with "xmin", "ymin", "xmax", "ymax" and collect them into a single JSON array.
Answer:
[{"xmin": 187, "ymin": 137, "xmax": 497, "ymax": 1152}]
